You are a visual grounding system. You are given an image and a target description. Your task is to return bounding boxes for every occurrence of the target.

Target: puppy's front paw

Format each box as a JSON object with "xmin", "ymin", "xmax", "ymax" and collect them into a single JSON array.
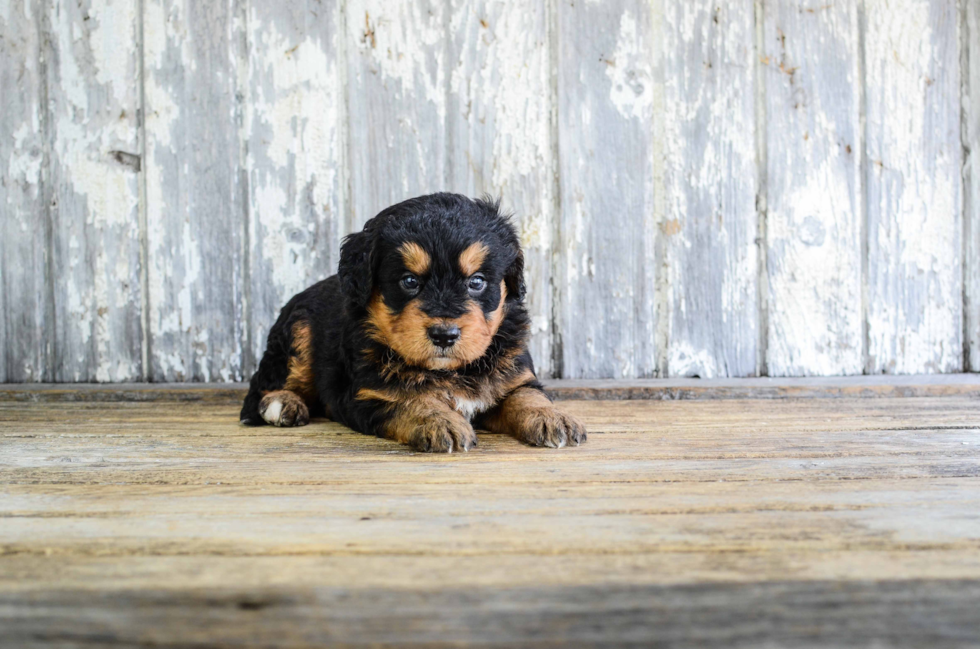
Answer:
[
  {"xmin": 259, "ymin": 390, "xmax": 310, "ymax": 427},
  {"xmin": 517, "ymin": 408, "xmax": 587, "ymax": 448},
  {"xmin": 408, "ymin": 415, "xmax": 477, "ymax": 453}
]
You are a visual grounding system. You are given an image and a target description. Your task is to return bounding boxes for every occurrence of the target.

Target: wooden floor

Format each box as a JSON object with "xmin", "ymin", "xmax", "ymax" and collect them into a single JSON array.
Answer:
[{"xmin": 2, "ymin": 382, "xmax": 979, "ymax": 647}]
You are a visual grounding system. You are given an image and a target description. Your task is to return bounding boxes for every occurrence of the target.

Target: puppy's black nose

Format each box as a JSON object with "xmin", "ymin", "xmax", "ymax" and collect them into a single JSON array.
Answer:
[{"xmin": 427, "ymin": 324, "xmax": 460, "ymax": 349}]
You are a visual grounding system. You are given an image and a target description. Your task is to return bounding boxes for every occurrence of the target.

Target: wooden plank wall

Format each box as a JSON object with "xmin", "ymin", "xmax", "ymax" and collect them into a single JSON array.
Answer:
[
  {"xmin": 1, "ymin": 0, "xmax": 49, "ymax": 383},
  {"xmin": 0, "ymin": 0, "xmax": 977, "ymax": 382},
  {"xmin": 662, "ymin": 1, "xmax": 757, "ymax": 379},
  {"xmin": 763, "ymin": 0, "xmax": 863, "ymax": 376},
  {"xmin": 966, "ymin": 0, "xmax": 980, "ymax": 373},
  {"xmin": 864, "ymin": 0, "xmax": 962, "ymax": 374}
]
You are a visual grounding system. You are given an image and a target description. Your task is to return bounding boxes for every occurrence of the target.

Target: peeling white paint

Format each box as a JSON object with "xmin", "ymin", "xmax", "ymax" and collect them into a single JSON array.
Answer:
[
  {"xmin": 345, "ymin": 0, "xmax": 447, "ymax": 227},
  {"xmin": 89, "ymin": 0, "xmax": 132, "ymax": 104},
  {"xmin": 864, "ymin": 0, "xmax": 962, "ymax": 374},
  {"xmin": 48, "ymin": 0, "xmax": 142, "ymax": 382},
  {"xmin": 351, "ymin": 1, "xmax": 445, "ymax": 117},
  {"xmin": 0, "ymin": 0, "xmax": 47, "ymax": 382},
  {"xmin": 7, "ymin": 123, "xmax": 42, "ymax": 188},
  {"xmin": 141, "ymin": 0, "xmax": 248, "ymax": 382},
  {"xmin": 2, "ymin": 0, "xmax": 976, "ymax": 382},
  {"xmin": 764, "ymin": 0, "xmax": 863, "ymax": 377},
  {"xmin": 663, "ymin": 0, "xmax": 757, "ymax": 378},
  {"xmin": 447, "ymin": 0, "xmax": 555, "ymax": 374},
  {"xmin": 605, "ymin": 9, "xmax": 653, "ymax": 120},
  {"xmin": 248, "ymin": 15, "xmax": 337, "ymax": 299},
  {"xmin": 557, "ymin": 0, "xmax": 658, "ymax": 379},
  {"xmin": 245, "ymin": 4, "xmax": 344, "ymax": 365},
  {"xmin": 668, "ymin": 341, "xmax": 719, "ymax": 379},
  {"xmin": 967, "ymin": 1, "xmax": 980, "ymax": 373}
]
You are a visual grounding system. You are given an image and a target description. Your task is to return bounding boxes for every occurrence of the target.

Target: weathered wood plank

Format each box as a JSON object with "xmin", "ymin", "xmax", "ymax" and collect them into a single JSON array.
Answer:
[
  {"xmin": 4, "ymin": 475, "xmax": 980, "ymax": 556},
  {"xmin": 662, "ymin": 1, "xmax": 757, "ymax": 378},
  {"xmin": 966, "ymin": 0, "xmax": 980, "ymax": 372},
  {"xmin": 344, "ymin": 0, "xmax": 447, "ymax": 229},
  {"xmin": 245, "ymin": 0, "xmax": 345, "ymax": 374},
  {"xmin": 3, "ymin": 0, "xmax": 980, "ymax": 384},
  {"xmin": 3, "ymin": 580, "xmax": 978, "ymax": 648},
  {"xmin": 142, "ymin": 0, "xmax": 246, "ymax": 381},
  {"xmin": 556, "ymin": 0, "xmax": 658, "ymax": 378},
  {"xmin": 44, "ymin": 0, "xmax": 143, "ymax": 382},
  {"xmin": 3, "ymin": 398, "xmax": 979, "ymax": 489},
  {"xmin": 2, "ymin": 396, "xmax": 980, "ymax": 646},
  {"xmin": 0, "ymin": 1, "xmax": 49, "ymax": 382},
  {"xmin": 5, "ymin": 549, "xmax": 980, "ymax": 593},
  {"xmin": 446, "ymin": 0, "xmax": 555, "ymax": 376},
  {"xmin": 864, "ymin": 0, "xmax": 963, "ymax": 374},
  {"xmin": 764, "ymin": 0, "xmax": 863, "ymax": 376}
]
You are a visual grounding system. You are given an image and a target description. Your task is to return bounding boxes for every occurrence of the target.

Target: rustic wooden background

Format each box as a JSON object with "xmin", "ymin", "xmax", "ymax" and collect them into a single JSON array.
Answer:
[{"xmin": 1, "ymin": 0, "xmax": 978, "ymax": 382}]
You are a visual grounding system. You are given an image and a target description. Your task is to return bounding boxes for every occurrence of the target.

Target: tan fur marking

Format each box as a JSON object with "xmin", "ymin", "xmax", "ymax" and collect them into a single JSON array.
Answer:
[
  {"xmin": 481, "ymin": 387, "xmax": 550, "ymax": 440},
  {"xmin": 283, "ymin": 321, "xmax": 316, "ymax": 402},
  {"xmin": 399, "ymin": 241, "xmax": 431, "ymax": 275},
  {"xmin": 483, "ymin": 386, "xmax": 587, "ymax": 448},
  {"xmin": 366, "ymin": 282, "xmax": 507, "ymax": 371},
  {"xmin": 355, "ymin": 388, "xmax": 400, "ymax": 403},
  {"xmin": 366, "ymin": 293, "xmax": 435, "ymax": 367},
  {"xmin": 502, "ymin": 368, "xmax": 536, "ymax": 395},
  {"xmin": 383, "ymin": 392, "xmax": 476, "ymax": 452},
  {"xmin": 452, "ymin": 281, "xmax": 507, "ymax": 365},
  {"xmin": 484, "ymin": 387, "xmax": 552, "ymax": 434},
  {"xmin": 459, "ymin": 241, "xmax": 489, "ymax": 276}
]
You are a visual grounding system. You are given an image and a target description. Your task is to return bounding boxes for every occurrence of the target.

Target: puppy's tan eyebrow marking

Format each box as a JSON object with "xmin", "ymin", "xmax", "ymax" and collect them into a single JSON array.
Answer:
[
  {"xmin": 459, "ymin": 241, "xmax": 489, "ymax": 276},
  {"xmin": 399, "ymin": 242, "xmax": 430, "ymax": 275}
]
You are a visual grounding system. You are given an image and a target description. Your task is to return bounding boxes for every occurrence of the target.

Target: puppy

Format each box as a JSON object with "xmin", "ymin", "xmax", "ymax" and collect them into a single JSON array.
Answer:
[{"xmin": 240, "ymin": 193, "xmax": 586, "ymax": 452}]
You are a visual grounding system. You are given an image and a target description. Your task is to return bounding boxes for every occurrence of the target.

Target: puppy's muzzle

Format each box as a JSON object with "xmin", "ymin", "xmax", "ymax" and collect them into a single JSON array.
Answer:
[{"xmin": 427, "ymin": 324, "xmax": 460, "ymax": 349}]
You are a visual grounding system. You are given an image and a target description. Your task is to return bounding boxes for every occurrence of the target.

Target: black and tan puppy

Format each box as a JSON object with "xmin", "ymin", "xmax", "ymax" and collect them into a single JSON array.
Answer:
[{"xmin": 240, "ymin": 193, "xmax": 586, "ymax": 452}]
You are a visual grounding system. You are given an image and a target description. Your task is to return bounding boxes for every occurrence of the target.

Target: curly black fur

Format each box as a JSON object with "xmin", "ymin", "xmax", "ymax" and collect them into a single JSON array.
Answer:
[{"xmin": 240, "ymin": 193, "xmax": 586, "ymax": 452}]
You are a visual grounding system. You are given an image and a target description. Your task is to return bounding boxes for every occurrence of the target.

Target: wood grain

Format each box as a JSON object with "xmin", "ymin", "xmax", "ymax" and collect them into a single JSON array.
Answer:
[
  {"xmin": 864, "ymin": 0, "xmax": 963, "ymax": 374},
  {"xmin": 2, "ymin": 395, "xmax": 980, "ymax": 645},
  {"xmin": 2, "ymin": 580, "xmax": 979, "ymax": 648},
  {"xmin": 245, "ymin": 0, "xmax": 345, "ymax": 373},
  {"xmin": 966, "ymin": 0, "xmax": 980, "ymax": 373},
  {"xmin": 0, "ymin": 0, "xmax": 50, "ymax": 382},
  {"xmin": 764, "ymin": 0, "xmax": 864, "ymax": 377},
  {"xmin": 662, "ymin": 0, "xmax": 758, "ymax": 378},
  {"xmin": 344, "ymin": 0, "xmax": 447, "ymax": 229},
  {"xmin": 45, "ymin": 0, "xmax": 144, "ymax": 382},
  {"xmin": 446, "ymin": 0, "xmax": 556, "ymax": 376},
  {"xmin": 142, "ymin": 0, "xmax": 246, "ymax": 381},
  {"xmin": 556, "ymin": 0, "xmax": 658, "ymax": 378}
]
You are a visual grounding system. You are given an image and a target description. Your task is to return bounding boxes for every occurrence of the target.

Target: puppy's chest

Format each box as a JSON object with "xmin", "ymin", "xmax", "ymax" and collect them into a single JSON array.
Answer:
[
  {"xmin": 451, "ymin": 394, "xmax": 492, "ymax": 420},
  {"xmin": 390, "ymin": 374, "xmax": 508, "ymax": 420}
]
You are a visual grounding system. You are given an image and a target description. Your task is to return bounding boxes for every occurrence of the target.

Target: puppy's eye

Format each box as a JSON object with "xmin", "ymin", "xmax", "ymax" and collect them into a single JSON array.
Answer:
[
  {"xmin": 400, "ymin": 274, "xmax": 420, "ymax": 294},
  {"xmin": 467, "ymin": 274, "xmax": 487, "ymax": 294}
]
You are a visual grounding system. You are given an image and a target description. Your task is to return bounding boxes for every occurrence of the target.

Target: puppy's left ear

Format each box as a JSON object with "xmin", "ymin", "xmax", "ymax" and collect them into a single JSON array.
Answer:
[
  {"xmin": 504, "ymin": 248, "xmax": 526, "ymax": 302},
  {"xmin": 338, "ymin": 228, "xmax": 376, "ymax": 310},
  {"xmin": 480, "ymin": 195, "xmax": 526, "ymax": 303}
]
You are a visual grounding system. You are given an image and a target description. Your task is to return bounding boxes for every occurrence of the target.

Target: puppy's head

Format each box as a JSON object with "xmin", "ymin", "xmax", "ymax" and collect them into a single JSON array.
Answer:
[{"xmin": 339, "ymin": 193, "xmax": 524, "ymax": 371}]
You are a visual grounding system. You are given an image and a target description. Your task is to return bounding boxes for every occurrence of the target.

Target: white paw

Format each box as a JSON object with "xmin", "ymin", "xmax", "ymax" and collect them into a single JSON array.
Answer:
[
  {"xmin": 258, "ymin": 391, "xmax": 310, "ymax": 427},
  {"xmin": 261, "ymin": 399, "xmax": 284, "ymax": 426}
]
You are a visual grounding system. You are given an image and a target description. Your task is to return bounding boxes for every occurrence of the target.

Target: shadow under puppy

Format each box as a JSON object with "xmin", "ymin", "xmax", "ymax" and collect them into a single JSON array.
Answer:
[{"xmin": 240, "ymin": 193, "xmax": 586, "ymax": 452}]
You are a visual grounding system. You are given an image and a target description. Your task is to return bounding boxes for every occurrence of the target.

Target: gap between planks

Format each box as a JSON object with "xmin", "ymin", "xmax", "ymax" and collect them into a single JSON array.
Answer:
[{"xmin": 1, "ymin": 374, "xmax": 978, "ymax": 403}]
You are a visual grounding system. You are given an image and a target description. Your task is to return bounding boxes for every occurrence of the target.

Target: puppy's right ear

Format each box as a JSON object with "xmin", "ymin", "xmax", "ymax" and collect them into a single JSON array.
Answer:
[{"xmin": 338, "ymin": 228, "xmax": 376, "ymax": 310}]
